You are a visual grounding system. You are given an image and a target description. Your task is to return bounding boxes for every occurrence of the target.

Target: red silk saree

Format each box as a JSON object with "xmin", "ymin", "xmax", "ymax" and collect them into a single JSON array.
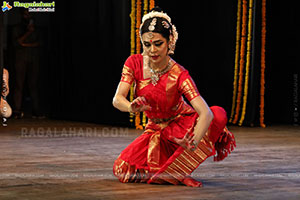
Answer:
[{"xmin": 113, "ymin": 54, "xmax": 236, "ymax": 185}]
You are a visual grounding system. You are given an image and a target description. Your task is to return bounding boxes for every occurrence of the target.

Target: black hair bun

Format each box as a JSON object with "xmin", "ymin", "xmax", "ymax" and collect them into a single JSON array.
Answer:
[{"xmin": 150, "ymin": 6, "xmax": 163, "ymax": 12}]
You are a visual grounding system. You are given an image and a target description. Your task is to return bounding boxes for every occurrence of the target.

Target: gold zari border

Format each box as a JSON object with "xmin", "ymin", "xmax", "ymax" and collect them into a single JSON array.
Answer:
[
  {"xmin": 121, "ymin": 65, "xmax": 134, "ymax": 84},
  {"xmin": 180, "ymin": 78, "xmax": 200, "ymax": 101}
]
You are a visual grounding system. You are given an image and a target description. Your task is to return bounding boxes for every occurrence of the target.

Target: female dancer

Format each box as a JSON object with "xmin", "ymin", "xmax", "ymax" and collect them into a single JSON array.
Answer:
[{"xmin": 112, "ymin": 7, "xmax": 236, "ymax": 187}]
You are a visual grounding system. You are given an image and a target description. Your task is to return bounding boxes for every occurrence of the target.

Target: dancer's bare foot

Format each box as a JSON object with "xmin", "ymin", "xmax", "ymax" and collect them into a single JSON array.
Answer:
[{"xmin": 182, "ymin": 176, "xmax": 203, "ymax": 187}]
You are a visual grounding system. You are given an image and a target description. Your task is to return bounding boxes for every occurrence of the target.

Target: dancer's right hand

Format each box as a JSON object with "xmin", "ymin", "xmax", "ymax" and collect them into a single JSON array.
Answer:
[
  {"xmin": 172, "ymin": 132, "xmax": 197, "ymax": 151},
  {"xmin": 128, "ymin": 96, "xmax": 152, "ymax": 113}
]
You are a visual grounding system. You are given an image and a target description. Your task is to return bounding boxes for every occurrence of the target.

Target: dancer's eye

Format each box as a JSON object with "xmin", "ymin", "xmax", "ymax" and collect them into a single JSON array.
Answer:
[
  {"xmin": 143, "ymin": 42, "xmax": 151, "ymax": 47},
  {"xmin": 154, "ymin": 42, "xmax": 163, "ymax": 47}
]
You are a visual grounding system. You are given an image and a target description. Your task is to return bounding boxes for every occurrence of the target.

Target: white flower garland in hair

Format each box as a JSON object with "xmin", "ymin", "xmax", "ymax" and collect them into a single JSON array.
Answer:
[
  {"xmin": 142, "ymin": 11, "xmax": 171, "ymax": 24},
  {"xmin": 168, "ymin": 23, "xmax": 178, "ymax": 55},
  {"xmin": 140, "ymin": 10, "xmax": 178, "ymax": 55}
]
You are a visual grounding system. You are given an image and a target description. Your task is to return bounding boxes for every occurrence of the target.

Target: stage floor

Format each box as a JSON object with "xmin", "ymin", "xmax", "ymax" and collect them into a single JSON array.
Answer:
[{"xmin": 0, "ymin": 119, "xmax": 299, "ymax": 200}]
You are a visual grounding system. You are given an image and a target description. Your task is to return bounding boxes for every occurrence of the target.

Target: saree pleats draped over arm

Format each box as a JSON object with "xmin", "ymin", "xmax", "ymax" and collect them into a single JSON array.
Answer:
[{"xmin": 113, "ymin": 54, "xmax": 236, "ymax": 185}]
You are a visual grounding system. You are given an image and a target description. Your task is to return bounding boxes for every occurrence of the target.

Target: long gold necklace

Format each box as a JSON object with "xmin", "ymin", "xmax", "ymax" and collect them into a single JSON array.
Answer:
[{"xmin": 149, "ymin": 58, "xmax": 172, "ymax": 86}]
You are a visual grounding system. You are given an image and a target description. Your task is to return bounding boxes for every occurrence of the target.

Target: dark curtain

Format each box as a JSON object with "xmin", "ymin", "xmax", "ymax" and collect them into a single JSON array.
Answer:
[
  {"xmin": 2, "ymin": 0, "xmax": 298, "ymax": 126},
  {"xmin": 41, "ymin": 0, "xmax": 131, "ymax": 125},
  {"xmin": 265, "ymin": 1, "xmax": 299, "ymax": 124}
]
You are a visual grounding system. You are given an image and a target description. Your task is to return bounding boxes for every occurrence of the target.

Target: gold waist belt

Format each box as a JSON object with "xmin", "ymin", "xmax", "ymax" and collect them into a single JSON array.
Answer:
[{"xmin": 150, "ymin": 115, "xmax": 178, "ymax": 124}]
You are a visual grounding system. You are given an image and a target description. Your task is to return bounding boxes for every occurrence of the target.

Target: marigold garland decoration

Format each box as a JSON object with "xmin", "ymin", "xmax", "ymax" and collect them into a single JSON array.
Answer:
[
  {"xmin": 230, "ymin": 0, "xmax": 267, "ymax": 127},
  {"xmin": 229, "ymin": 0, "xmax": 242, "ymax": 123},
  {"xmin": 143, "ymin": 0, "xmax": 148, "ymax": 14},
  {"xmin": 260, "ymin": 0, "xmax": 266, "ymax": 128},
  {"xmin": 136, "ymin": 0, "xmax": 142, "ymax": 54},
  {"xmin": 135, "ymin": 0, "xmax": 143, "ymax": 130},
  {"xmin": 129, "ymin": 0, "xmax": 154, "ymax": 129},
  {"xmin": 142, "ymin": 0, "xmax": 149, "ymax": 128},
  {"xmin": 129, "ymin": 0, "xmax": 136, "ymax": 124},
  {"xmin": 232, "ymin": 0, "xmax": 248, "ymax": 124},
  {"xmin": 149, "ymin": 0, "xmax": 155, "ymax": 10},
  {"xmin": 238, "ymin": 0, "xmax": 253, "ymax": 126},
  {"xmin": 130, "ymin": 0, "xmax": 136, "ymax": 56}
]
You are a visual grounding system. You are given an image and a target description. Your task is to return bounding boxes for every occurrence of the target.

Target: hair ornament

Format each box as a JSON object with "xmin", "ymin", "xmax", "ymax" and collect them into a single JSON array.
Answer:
[
  {"xmin": 148, "ymin": 18, "xmax": 157, "ymax": 31},
  {"xmin": 162, "ymin": 21, "xmax": 170, "ymax": 29}
]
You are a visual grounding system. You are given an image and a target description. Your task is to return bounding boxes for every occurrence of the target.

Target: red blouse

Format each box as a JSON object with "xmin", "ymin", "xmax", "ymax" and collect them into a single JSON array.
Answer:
[{"xmin": 120, "ymin": 54, "xmax": 200, "ymax": 120}]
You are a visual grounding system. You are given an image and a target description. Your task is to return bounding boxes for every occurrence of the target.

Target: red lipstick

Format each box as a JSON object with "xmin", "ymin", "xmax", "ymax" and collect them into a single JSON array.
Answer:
[{"xmin": 151, "ymin": 56, "xmax": 159, "ymax": 60}]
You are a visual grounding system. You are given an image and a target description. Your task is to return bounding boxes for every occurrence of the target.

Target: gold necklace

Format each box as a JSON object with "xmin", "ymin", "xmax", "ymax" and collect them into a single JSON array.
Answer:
[{"xmin": 149, "ymin": 58, "xmax": 172, "ymax": 86}]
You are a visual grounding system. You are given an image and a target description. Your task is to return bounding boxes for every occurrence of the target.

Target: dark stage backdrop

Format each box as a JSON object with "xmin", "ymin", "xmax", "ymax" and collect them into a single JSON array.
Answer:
[{"xmin": 2, "ymin": 0, "xmax": 298, "ymax": 126}]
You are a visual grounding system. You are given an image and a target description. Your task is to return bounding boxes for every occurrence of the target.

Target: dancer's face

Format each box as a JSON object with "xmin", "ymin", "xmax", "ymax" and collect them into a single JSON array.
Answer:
[{"xmin": 142, "ymin": 32, "xmax": 169, "ymax": 64}]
